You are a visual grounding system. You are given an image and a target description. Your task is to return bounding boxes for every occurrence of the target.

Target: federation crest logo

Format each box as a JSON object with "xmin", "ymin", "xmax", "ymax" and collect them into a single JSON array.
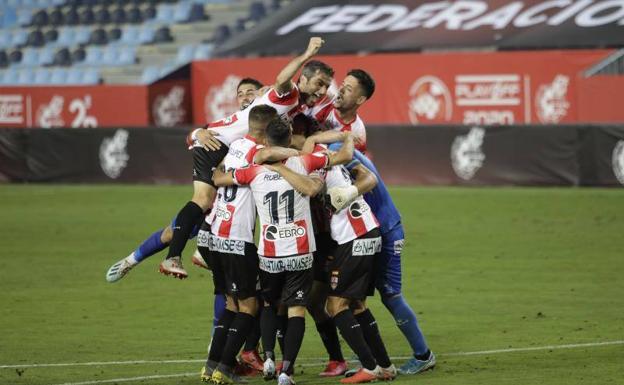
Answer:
[
  {"xmin": 536, "ymin": 75, "xmax": 570, "ymax": 124},
  {"xmin": 612, "ymin": 140, "xmax": 624, "ymax": 186},
  {"xmin": 204, "ymin": 75, "xmax": 242, "ymax": 123},
  {"xmin": 408, "ymin": 76, "xmax": 452, "ymax": 124},
  {"xmin": 99, "ymin": 129, "xmax": 129, "ymax": 179},
  {"xmin": 152, "ymin": 86, "xmax": 186, "ymax": 127},
  {"xmin": 451, "ymin": 127, "xmax": 486, "ymax": 180},
  {"xmin": 37, "ymin": 95, "xmax": 65, "ymax": 128}
]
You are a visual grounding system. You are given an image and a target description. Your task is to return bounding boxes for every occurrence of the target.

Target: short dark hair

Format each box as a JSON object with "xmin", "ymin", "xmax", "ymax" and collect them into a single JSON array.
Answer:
[
  {"xmin": 347, "ymin": 69, "xmax": 375, "ymax": 99},
  {"xmin": 249, "ymin": 105, "xmax": 277, "ymax": 127},
  {"xmin": 237, "ymin": 77, "xmax": 263, "ymax": 90},
  {"xmin": 265, "ymin": 118, "xmax": 291, "ymax": 147},
  {"xmin": 302, "ymin": 60, "xmax": 334, "ymax": 79}
]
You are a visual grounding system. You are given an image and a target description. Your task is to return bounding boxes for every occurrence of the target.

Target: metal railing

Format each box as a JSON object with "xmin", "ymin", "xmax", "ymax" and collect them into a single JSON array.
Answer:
[{"xmin": 584, "ymin": 49, "xmax": 624, "ymax": 77}]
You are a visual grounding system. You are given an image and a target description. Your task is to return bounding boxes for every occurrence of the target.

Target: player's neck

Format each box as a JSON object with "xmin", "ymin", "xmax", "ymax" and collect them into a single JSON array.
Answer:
[{"xmin": 336, "ymin": 108, "xmax": 357, "ymax": 125}]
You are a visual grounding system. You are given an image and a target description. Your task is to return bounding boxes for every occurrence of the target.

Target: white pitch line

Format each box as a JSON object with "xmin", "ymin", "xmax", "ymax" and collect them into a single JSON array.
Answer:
[
  {"xmin": 51, "ymin": 372, "xmax": 196, "ymax": 385},
  {"xmin": 3, "ymin": 340, "xmax": 623, "ymax": 370}
]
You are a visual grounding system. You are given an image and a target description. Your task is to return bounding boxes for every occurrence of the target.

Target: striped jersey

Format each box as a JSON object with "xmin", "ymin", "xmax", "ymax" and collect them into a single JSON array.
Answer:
[
  {"xmin": 325, "ymin": 165, "xmax": 379, "ymax": 244},
  {"xmin": 233, "ymin": 153, "xmax": 329, "ymax": 257},
  {"xmin": 206, "ymin": 135, "xmax": 261, "ymax": 243}
]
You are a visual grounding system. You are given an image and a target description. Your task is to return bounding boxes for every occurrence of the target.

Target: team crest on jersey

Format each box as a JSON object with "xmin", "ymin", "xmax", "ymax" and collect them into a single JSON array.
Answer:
[
  {"xmin": 352, "ymin": 237, "xmax": 382, "ymax": 256},
  {"xmin": 330, "ymin": 271, "xmax": 339, "ymax": 290}
]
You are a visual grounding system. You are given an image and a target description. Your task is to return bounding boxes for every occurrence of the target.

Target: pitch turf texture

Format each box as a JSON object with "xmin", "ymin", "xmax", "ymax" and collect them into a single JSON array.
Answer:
[{"xmin": 1, "ymin": 185, "xmax": 623, "ymax": 385}]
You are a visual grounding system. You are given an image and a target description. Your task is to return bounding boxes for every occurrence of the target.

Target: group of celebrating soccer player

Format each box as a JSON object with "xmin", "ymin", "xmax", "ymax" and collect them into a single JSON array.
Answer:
[{"xmin": 106, "ymin": 37, "xmax": 435, "ymax": 385}]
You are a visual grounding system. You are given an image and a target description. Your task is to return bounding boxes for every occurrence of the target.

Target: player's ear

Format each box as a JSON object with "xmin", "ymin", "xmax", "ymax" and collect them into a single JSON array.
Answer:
[{"xmin": 356, "ymin": 95, "xmax": 367, "ymax": 106}]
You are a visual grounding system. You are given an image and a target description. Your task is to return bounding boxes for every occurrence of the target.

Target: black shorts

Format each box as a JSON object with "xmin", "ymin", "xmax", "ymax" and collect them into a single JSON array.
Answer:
[
  {"xmin": 328, "ymin": 228, "xmax": 382, "ymax": 300},
  {"xmin": 210, "ymin": 237, "xmax": 259, "ymax": 300},
  {"xmin": 192, "ymin": 144, "xmax": 229, "ymax": 187},
  {"xmin": 313, "ymin": 232, "xmax": 336, "ymax": 283},
  {"xmin": 259, "ymin": 254, "xmax": 314, "ymax": 307}
]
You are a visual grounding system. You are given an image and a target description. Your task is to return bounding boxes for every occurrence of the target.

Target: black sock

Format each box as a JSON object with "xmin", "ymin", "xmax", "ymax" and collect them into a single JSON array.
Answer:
[
  {"xmin": 276, "ymin": 314, "xmax": 288, "ymax": 356},
  {"xmin": 219, "ymin": 313, "xmax": 255, "ymax": 368},
  {"xmin": 244, "ymin": 311, "xmax": 262, "ymax": 352},
  {"xmin": 166, "ymin": 201, "xmax": 204, "ymax": 259},
  {"xmin": 316, "ymin": 319, "xmax": 344, "ymax": 362},
  {"xmin": 334, "ymin": 310, "xmax": 376, "ymax": 371},
  {"xmin": 281, "ymin": 316, "xmax": 305, "ymax": 376},
  {"xmin": 261, "ymin": 306, "xmax": 277, "ymax": 360},
  {"xmin": 415, "ymin": 349, "xmax": 431, "ymax": 361},
  {"xmin": 208, "ymin": 309, "xmax": 236, "ymax": 363},
  {"xmin": 356, "ymin": 309, "xmax": 391, "ymax": 368}
]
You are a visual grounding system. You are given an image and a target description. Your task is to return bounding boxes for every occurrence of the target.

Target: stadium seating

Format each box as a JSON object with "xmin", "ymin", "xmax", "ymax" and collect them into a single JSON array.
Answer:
[{"xmin": 0, "ymin": 0, "xmax": 283, "ymax": 85}]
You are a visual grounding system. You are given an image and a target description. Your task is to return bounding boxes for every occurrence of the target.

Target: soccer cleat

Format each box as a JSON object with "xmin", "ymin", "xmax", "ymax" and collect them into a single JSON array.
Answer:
[
  {"xmin": 340, "ymin": 367, "xmax": 380, "ymax": 384},
  {"xmin": 240, "ymin": 349, "xmax": 264, "ymax": 372},
  {"xmin": 106, "ymin": 256, "xmax": 135, "ymax": 283},
  {"xmin": 192, "ymin": 248, "xmax": 210, "ymax": 270},
  {"xmin": 158, "ymin": 256, "xmax": 188, "ymax": 279},
  {"xmin": 211, "ymin": 368, "xmax": 248, "ymax": 384},
  {"xmin": 319, "ymin": 360, "xmax": 348, "ymax": 377},
  {"xmin": 398, "ymin": 351, "xmax": 436, "ymax": 375},
  {"xmin": 263, "ymin": 357, "xmax": 276, "ymax": 380},
  {"xmin": 277, "ymin": 372, "xmax": 296, "ymax": 385},
  {"xmin": 379, "ymin": 364, "xmax": 397, "ymax": 380},
  {"xmin": 200, "ymin": 366, "xmax": 213, "ymax": 382}
]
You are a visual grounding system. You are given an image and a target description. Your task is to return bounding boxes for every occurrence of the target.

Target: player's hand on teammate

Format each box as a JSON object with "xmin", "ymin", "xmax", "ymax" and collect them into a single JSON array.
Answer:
[
  {"xmin": 196, "ymin": 129, "xmax": 222, "ymax": 151},
  {"xmin": 327, "ymin": 185, "xmax": 358, "ymax": 212},
  {"xmin": 304, "ymin": 37, "xmax": 325, "ymax": 59}
]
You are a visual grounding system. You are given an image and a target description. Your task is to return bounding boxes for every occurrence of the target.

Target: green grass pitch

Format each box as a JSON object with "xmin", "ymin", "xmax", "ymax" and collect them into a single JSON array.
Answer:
[{"xmin": 0, "ymin": 185, "xmax": 622, "ymax": 385}]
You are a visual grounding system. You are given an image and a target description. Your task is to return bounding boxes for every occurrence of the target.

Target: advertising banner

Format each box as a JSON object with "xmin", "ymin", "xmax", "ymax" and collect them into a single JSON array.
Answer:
[
  {"xmin": 192, "ymin": 50, "xmax": 611, "ymax": 125},
  {"xmin": 215, "ymin": 0, "xmax": 624, "ymax": 57}
]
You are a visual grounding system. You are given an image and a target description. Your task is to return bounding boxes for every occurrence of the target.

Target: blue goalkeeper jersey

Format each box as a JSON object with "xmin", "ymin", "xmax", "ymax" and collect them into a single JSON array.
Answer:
[{"xmin": 328, "ymin": 144, "xmax": 402, "ymax": 234}]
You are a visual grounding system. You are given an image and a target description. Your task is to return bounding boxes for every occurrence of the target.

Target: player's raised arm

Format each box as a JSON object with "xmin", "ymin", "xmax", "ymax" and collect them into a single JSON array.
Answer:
[
  {"xmin": 327, "ymin": 134, "xmax": 354, "ymax": 166},
  {"xmin": 212, "ymin": 168, "xmax": 235, "ymax": 187},
  {"xmin": 264, "ymin": 163, "xmax": 324, "ymax": 197},
  {"xmin": 302, "ymin": 131, "xmax": 349, "ymax": 153},
  {"xmin": 275, "ymin": 37, "xmax": 325, "ymax": 95}
]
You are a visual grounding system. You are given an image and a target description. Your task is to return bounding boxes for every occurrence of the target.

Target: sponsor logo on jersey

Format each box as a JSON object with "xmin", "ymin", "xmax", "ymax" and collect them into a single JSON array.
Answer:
[
  {"xmin": 612, "ymin": 140, "xmax": 624, "ymax": 186},
  {"xmin": 352, "ymin": 236, "xmax": 382, "ymax": 256},
  {"xmin": 451, "ymin": 127, "xmax": 486, "ymax": 180},
  {"xmin": 99, "ymin": 129, "xmax": 129, "ymax": 179},
  {"xmin": 536, "ymin": 75, "xmax": 570, "ymax": 124},
  {"xmin": 0, "ymin": 95, "xmax": 24, "ymax": 124},
  {"xmin": 215, "ymin": 206, "xmax": 232, "ymax": 221},
  {"xmin": 348, "ymin": 200, "xmax": 370, "ymax": 219},
  {"xmin": 408, "ymin": 76, "xmax": 452, "ymax": 124},
  {"xmin": 259, "ymin": 254, "xmax": 313, "ymax": 273},
  {"xmin": 152, "ymin": 86, "xmax": 186, "ymax": 127},
  {"xmin": 209, "ymin": 235, "xmax": 246, "ymax": 256},
  {"xmin": 264, "ymin": 223, "xmax": 306, "ymax": 240}
]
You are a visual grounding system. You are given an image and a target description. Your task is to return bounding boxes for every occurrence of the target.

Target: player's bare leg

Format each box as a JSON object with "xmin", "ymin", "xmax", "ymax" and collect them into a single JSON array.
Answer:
[{"xmin": 160, "ymin": 181, "xmax": 215, "ymax": 279}]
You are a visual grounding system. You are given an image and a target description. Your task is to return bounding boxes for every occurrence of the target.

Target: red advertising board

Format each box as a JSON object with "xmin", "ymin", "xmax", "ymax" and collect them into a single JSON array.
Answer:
[
  {"xmin": 147, "ymin": 79, "xmax": 192, "ymax": 127},
  {"xmin": 192, "ymin": 50, "xmax": 613, "ymax": 126},
  {"xmin": 0, "ymin": 85, "xmax": 149, "ymax": 128}
]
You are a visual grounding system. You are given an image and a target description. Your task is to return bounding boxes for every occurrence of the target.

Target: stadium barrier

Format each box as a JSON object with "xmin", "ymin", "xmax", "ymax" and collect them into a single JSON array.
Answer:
[{"xmin": 1, "ymin": 125, "xmax": 623, "ymax": 186}]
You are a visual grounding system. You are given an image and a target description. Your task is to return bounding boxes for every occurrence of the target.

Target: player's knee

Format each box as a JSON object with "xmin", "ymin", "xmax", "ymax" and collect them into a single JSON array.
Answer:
[
  {"xmin": 288, "ymin": 306, "xmax": 306, "ymax": 318},
  {"xmin": 326, "ymin": 296, "xmax": 349, "ymax": 317},
  {"xmin": 225, "ymin": 295, "xmax": 238, "ymax": 312},
  {"xmin": 351, "ymin": 300, "xmax": 367, "ymax": 315},
  {"xmin": 238, "ymin": 296, "xmax": 258, "ymax": 315},
  {"xmin": 160, "ymin": 226, "xmax": 173, "ymax": 243},
  {"xmin": 380, "ymin": 292, "xmax": 402, "ymax": 308}
]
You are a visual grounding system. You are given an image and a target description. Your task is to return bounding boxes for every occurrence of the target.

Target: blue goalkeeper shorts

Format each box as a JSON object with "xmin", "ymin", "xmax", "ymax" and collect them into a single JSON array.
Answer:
[{"xmin": 375, "ymin": 223, "xmax": 405, "ymax": 297}]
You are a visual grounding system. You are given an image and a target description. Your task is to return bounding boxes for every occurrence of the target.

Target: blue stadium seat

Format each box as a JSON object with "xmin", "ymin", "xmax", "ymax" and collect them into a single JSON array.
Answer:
[
  {"xmin": 187, "ymin": 3, "xmax": 206, "ymax": 22},
  {"xmin": 52, "ymin": 27, "xmax": 74, "ymax": 47},
  {"xmin": 173, "ymin": 2, "xmax": 192, "ymax": 23},
  {"xmin": 83, "ymin": 46, "xmax": 103, "ymax": 65},
  {"xmin": 38, "ymin": 46, "xmax": 54, "ymax": 65},
  {"xmin": 175, "ymin": 44, "xmax": 194, "ymax": 64},
  {"xmin": 248, "ymin": 2, "xmax": 266, "ymax": 22},
  {"xmin": 11, "ymin": 29, "xmax": 29, "ymax": 47},
  {"xmin": 1, "ymin": 68, "xmax": 19, "ymax": 85},
  {"xmin": 101, "ymin": 46, "xmax": 119, "ymax": 65},
  {"xmin": 194, "ymin": 43, "xmax": 213, "ymax": 60},
  {"xmin": 17, "ymin": 8, "xmax": 34, "ymax": 27},
  {"xmin": 141, "ymin": 65, "xmax": 159, "ymax": 83},
  {"xmin": 118, "ymin": 25, "xmax": 140, "ymax": 45},
  {"xmin": 74, "ymin": 26, "xmax": 91, "ymax": 44},
  {"xmin": 154, "ymin": 4, "xmax": 175, "ymax": 24},
  {"xmin": 118, "ymin": 46, "xmax": 136, "ymax": 65},
  {"xmin": 65, "ymin": 68, "xmax": 83, "ymax": 84},
  {"xmin": 0, "ymin": 32, "xmax": 11, "ymax": 49},
  {"xmin": 20, "ymin": 48, "xmax": 40, "ymax": 67},
  {"xmin": 138, "ymin": 25, "xmax": 155, "ymax": 44},
  {"xmin": 34, "ymin": 68, "xmax": 52, "ymax": 84},
  {"xmin": 82, "ymin": 68, "xmax": 99, "ymax": 84},
  {"xmin": 17, "ymin": 68, "xmax": 35, "ymax": 84},
  {"xmin": 49, "ymin": 67, "xmax": 68, "ymax": 84},
  {"xmin": 2, "ymin": 8, "xmax": 19, "ymax": 29}
]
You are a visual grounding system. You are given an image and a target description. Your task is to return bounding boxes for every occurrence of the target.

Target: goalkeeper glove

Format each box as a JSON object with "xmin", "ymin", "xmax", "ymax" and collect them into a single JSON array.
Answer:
[{"xmin": 327, "ymin": 185, "xmax": 358, "ymax": 212}]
